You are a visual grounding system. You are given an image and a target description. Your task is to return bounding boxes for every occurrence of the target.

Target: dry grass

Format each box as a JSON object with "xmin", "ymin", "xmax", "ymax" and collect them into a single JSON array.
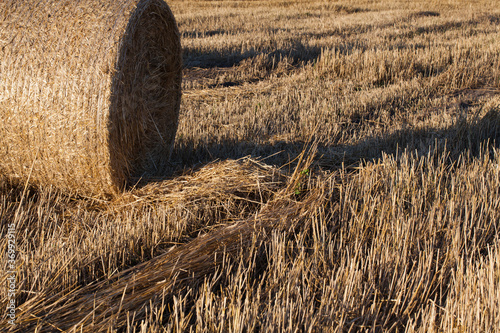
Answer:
[
  {"xmin": 0, "ymin": 0, "xmax": 182, "ymax": 197},
  {"xmin": 1, "ymin": 0, "xmax": 500, "ymax": 331}
]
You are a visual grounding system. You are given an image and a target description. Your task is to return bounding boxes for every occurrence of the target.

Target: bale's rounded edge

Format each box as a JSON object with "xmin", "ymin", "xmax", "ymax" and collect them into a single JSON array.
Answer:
[{"xmin": 108, "ymin": 0, "xmax": 183, "ymax": 191}]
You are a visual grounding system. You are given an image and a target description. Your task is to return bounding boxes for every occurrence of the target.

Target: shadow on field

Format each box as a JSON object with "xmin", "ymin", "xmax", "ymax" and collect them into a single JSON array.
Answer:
[
  {"xmin": 183, "ymin": 39, "xmax": 322, "ymax": 69},
  {"xmin": 167, "ymin": 105, "xmax": 500, "ymax": 178}
]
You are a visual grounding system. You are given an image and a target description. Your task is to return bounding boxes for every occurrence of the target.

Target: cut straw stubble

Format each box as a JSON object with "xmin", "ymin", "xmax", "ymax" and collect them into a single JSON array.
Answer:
[{"xmin": 15, "ymin": 147, "xmax": 324, "ymax": 332}]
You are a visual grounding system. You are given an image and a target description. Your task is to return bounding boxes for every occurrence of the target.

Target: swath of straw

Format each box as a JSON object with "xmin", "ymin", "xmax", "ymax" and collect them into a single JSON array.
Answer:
[
  {"xmin": 14, "ymin": 144, "xmax": 326, "ymax": 332},
  {"xmin": 111, "ymin": 156, "xmax": 286, "ymax": 213}
]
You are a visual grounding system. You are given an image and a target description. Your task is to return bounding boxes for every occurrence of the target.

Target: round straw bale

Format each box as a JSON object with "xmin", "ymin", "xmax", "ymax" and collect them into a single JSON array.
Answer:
[{"xmin": 0, "ymin": 0, "xmax": 182, "ymax": 197}]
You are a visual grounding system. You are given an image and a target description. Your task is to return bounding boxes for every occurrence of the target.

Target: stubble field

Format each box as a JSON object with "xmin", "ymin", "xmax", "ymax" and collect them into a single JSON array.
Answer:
[{"xmin": 1, "ymin": 0, "xmax": 500, "ymax": 331}]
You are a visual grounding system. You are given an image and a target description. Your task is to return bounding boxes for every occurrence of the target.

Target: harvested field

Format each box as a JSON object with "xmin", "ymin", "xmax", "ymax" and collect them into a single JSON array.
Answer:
[{"xmin": 1, "ymin": 0, "xmax": 500, "ymax": 332}]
